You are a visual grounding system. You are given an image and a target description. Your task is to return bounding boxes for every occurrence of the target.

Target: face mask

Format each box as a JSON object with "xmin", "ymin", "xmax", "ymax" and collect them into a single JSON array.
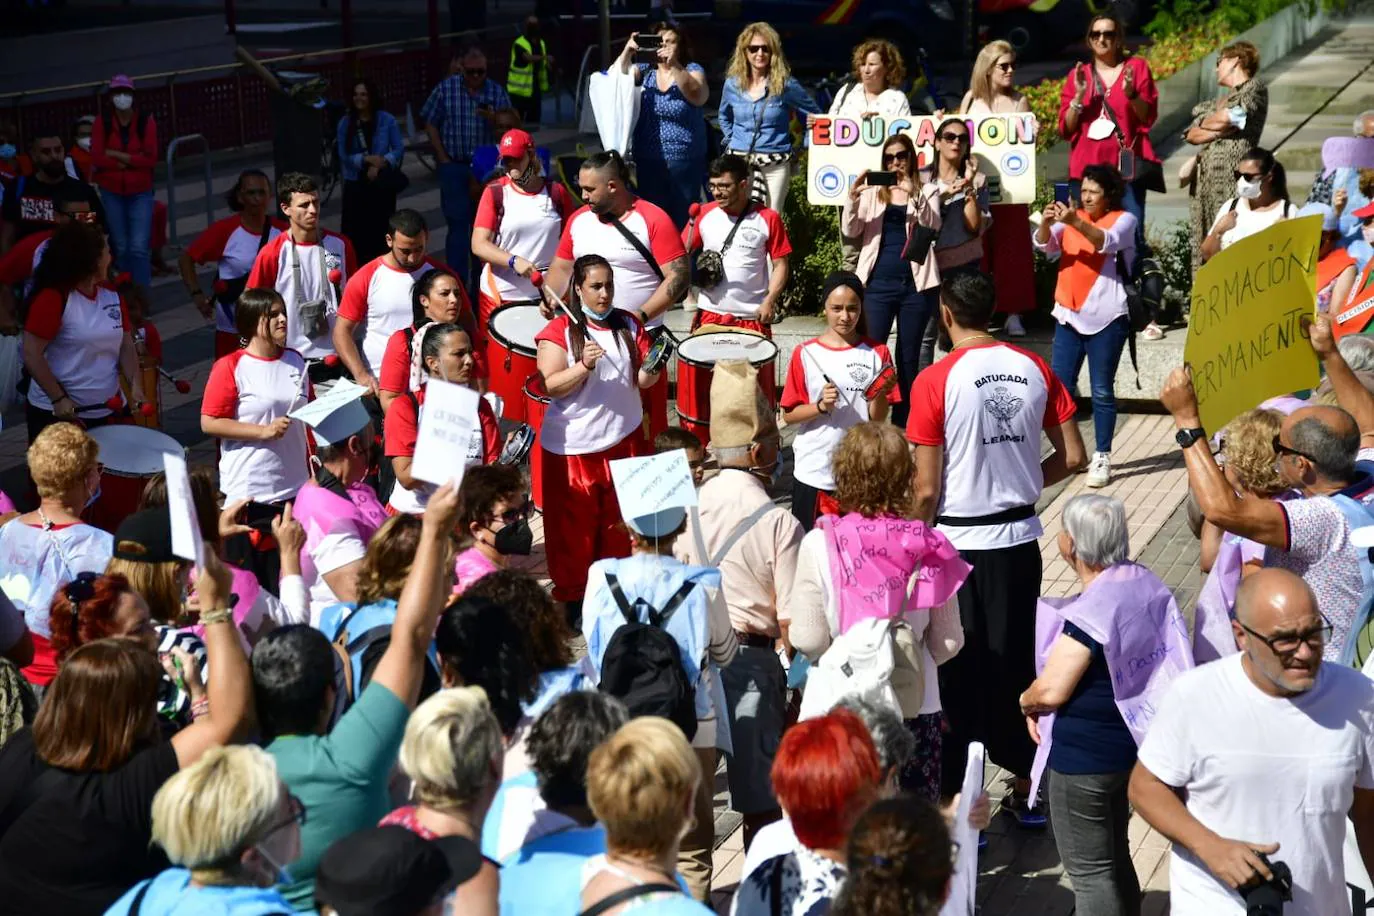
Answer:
[
  {"xmin": 76, "ymin": 137, "xmax": 91, "ymax": 151},
  {"xmin": 84, "ymin": 483, "xmax": 102, "ymax": 511},
  {"xmin": 583, "ymin": 302, "xmax": 614, "ymax": 322},
  {"xmin": 255, "ymin": 844, "xmax": 294, "ymax": 887},
  {"xmin": 491, "ymin": 518, "xmax": 534, "ymax": 556},
  {"xmin": 512, "ymin": 160, "xmax": 542, "ymax": 190},
  {"xmin": 39, "ymin": 160, "xmax": 64, "ymax": 179},
  {"xmin": 111, "ymin": 93, "xmax": 134, "ymax": 112},
  {"xmin": 1086, "ymin": 113, "xmax": 1116, "ymax": 141},
  {"xmin": 1236, "ymin": 175, "xmax": 1263, "ymax": 200},
  {"xmin": 750, "ymin": 460, "xmax": 783, "ymax": 489},
  {"xmin": 0, "ymin": 144, "xmax": 14, "ymax": 160}
]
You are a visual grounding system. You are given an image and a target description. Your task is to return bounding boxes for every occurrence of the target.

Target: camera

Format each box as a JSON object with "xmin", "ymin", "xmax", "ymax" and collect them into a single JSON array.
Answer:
[
  {"xmin": 1241, "ymin": 854, "xmax": 1292, "ymax": 915},
  {"xmin": 298, "ymin": 299, "xmax": 330, "ymax": 339},
  {"xmin": 695, "ymin": 249, "xmax": 726, "ymax": 289}
]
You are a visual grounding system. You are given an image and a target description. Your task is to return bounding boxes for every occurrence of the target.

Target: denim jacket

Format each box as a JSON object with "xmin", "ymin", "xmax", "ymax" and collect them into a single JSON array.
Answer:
[
  {"xmin": 336, "ymin": 110, "xmax": 404, "ymax": 182},
  {"xmin": 718, "ymin": 77, "xmax": 820, "ymax": 155}
]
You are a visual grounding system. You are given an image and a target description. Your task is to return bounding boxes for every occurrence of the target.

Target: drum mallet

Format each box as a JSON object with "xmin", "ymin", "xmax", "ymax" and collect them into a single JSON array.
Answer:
[
  {"xmin": 157, "ymin": 367, "xmax": 192, "ymax": 395},
  {"xmin": 529, "ymin": 267, "xmax": 581, "ymax": 325}
]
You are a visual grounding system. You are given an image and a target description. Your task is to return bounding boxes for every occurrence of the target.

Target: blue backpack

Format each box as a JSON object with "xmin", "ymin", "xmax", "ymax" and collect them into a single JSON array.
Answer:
[{"xmin": 317, "ymin": 598, "xmax": 441, "ymax": 724}]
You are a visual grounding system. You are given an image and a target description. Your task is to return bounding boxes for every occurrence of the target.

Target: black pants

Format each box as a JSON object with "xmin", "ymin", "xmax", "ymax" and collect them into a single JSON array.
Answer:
[
  {"xmin": 26, "ymin": 402, "xmax": 114, "ymax": 443},
  {"xmin": 939, "ymin": 538, "xmax": 1042, "ymax": 796},
  {"xmin": 512, "ymin": 90, "xmax": 542, "ymax": 125},
  {"xmin": 341, "ymin": 178, "xmax": 397, "ymax": 266},
  {"xmin": 790, "ymin": 479, "xmax": 830, "ymax": 533}
]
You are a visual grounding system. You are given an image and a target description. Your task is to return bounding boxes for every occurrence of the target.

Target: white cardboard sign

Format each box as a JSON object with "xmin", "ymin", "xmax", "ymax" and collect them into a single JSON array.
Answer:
[
  {"xmin": 411, "ymin": 379, "xmax": 481, "ymax": 489},
  {"xmin": 162, "ymin": 452, "xmax": 205, "ymax": 569},
  {"xmin": 609, "ymin": 449, "xmax": 698, "ymax": 522}
]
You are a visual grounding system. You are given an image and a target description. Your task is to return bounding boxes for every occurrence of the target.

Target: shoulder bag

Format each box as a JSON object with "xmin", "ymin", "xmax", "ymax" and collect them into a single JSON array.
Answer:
[{"xmin": 1091, "ymin": 65, "xmax": 1166, "ymax": 194}]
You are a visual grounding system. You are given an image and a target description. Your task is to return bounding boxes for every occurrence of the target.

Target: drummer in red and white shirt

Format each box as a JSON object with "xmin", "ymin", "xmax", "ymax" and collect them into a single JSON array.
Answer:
[
  {"xmin": 536, "ymin": 253, "xmax": 662, "ymax": 608},
  {"xmin": 21, "ymin": 221, "xmax": 148, "ymax": 442},
  {"xmin": 334, "ymin": 208, "xmax": 447, "ymax": 398},
  {"xmin": 376, "ymin": 267, "xmax": 477, "ymax": 415},
  {"xmin": 541, "ymin": 150, "xmax": 686, "ymax": 440},
  {"xmin": 779, "ymin": 272, "xmax": 900, "ymax": 531},
  {"xmin": 384, "ymin": 321, "xmax": 500, "ymax": 514},
  {"xmin": 200, "ymin": 288, "xmax": 312, "ymax": 506},
  {"xmin": 245, "ymin": 171, "xmax": 356, "ymax": 384},
  {"xmin": 683, "ymin": 154, "xmax": 791, "ymax": 335},
  {"xmin": 178, "ymin": 169, "xmax": 284, "ymax": 359},
  {"xmin": 470, "ymin": 128, "xmax": 574, "ymax": 339},
  {"xmin": 0, "ymin": 190, "xmax": 97, "ymax": 332}
]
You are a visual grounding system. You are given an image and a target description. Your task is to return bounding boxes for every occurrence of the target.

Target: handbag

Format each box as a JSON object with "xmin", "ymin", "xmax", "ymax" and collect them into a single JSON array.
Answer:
[
  {"xmin": 355, "ymin": 120, "xmax": 409, "ymax": 195},
  {"xmin": 902, "ymin": 222, "xmax": 940, "ymax": 266},
  {"xmin": 1090, "ymin": 66, "xmax": 1166, "ymax": 195}
]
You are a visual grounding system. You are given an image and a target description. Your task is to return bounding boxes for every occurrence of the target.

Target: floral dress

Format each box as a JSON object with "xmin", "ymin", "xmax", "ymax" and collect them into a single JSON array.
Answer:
[{"xmin": 1185, "ymin": 78, "xmax": 1268, "ymax": 268}]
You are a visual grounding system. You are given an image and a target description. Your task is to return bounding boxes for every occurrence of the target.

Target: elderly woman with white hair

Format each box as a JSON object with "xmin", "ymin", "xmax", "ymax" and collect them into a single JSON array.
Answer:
[
  {"xmin": 1019, "ymin": 493, "xmax": 1192, "ymax": 916},
  {"xmin": 105, "ymin": 745, "xmax": 302, "ymax": 914}
]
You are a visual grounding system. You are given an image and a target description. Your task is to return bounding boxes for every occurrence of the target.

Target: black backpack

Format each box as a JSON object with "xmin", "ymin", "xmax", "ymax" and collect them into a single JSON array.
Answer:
[
  {"xmin": 1119, "ymin": 248, "xmax": 1166, "ymax": 390},
  {"xmin": 597, "ymin": 572, "xmax": 699, "ymax": 741}
]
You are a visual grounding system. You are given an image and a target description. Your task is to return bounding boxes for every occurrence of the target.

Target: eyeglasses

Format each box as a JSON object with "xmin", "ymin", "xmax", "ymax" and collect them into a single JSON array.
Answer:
[
  {"xmin": 996, "ymin": 61, "xmax": 1016, "ymax": 72},
  {"xmin": 1272, "ymin": 434, "xmax": 1317, "ymax": 463},
  {"xmin": 1233, "ymin": 170, "xmax": 1265, "ymax": 181},
  {"xmin": 1089, "ymin": 28, "xmax": 1117, "ymax": 40},
  {"xmin": 264, "ymin": 794, "xmax": 308, "ymax": 838},
  {"xmin": 939, "ymin": 132, "xmax": 969, "ymax": 144},
  {"xmin": 464, "ymin": 67, "xmax": 487, "ymax": 76},
  {"xmin": 747, "ymin": 44, "xmax": 772, "ymax": 54},
  {"xmin": 1237, "ymin": 616, "xmax": 1333, "ymax": 657},
  {"xmin": 492, "ymin": 499, "xmax": 533, "ymax": 527},
  {"xmin": 883, "ymin": 150, "xmax": 911, "ymax": 163}
]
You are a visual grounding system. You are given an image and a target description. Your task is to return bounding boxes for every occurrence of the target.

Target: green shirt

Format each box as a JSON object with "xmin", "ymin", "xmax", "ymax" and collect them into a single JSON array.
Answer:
[{"xmin": 267, "ymin": 680, "xmax": 410, "ymax": 911}]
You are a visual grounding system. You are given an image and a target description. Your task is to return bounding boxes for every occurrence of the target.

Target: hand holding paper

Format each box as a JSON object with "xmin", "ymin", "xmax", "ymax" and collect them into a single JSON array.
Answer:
[
  {"xmin": 609, "ymin": 450, "xmax": 699, "ymax": 524},
  {"xmin": 411, "ymin": 379, "xmax": 481, "ymax": 489},
  {"xmin": 163, "ymin": 453, "xmax": 205, "ymax": 569}
]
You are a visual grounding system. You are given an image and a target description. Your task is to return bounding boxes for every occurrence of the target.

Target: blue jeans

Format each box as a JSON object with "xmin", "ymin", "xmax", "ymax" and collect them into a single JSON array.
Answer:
[
  {"xmin": 863, "ymin": 271, "xmax": 933, "ymax": 427},
  {"xmin": 101, "ymin": 189, "xmax": 154, "ymax": 288},
  {"xmin": 438, "ymin": 161, "xmax": 474, "ymax": 292},
  {"xmin": 1051, "ymin": 315, "xmax": 1129, "ymax": 453},
  {"xmin": 1070, "ymin": 178, "xmax": 1149, "ymax": 252},
  {"xmin": 637, "ymin": 153, "xmax": 704, "ymax": 230}
]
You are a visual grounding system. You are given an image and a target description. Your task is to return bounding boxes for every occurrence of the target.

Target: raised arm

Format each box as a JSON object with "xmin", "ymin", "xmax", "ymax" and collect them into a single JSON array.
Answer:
[{"xmin": 1310, "ymin": 312, "xmax": 1374, "ymax": 448}]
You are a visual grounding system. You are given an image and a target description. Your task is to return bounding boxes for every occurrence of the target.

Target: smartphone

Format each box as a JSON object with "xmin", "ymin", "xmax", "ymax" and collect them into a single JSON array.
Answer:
[
  {"xmin": 634, "ymin": 32, "xmax": 663, "ymax": 64},
  {"xmin": 864, "ymin": 365, "xmax": 898, "ymax": 401},
  {"xmin": 242, "ymin": 501, "xmax": 285, "ymax": 533},
  {"xmin": 1054, "ymin": 181, "xmax": 1071, "ymax": 205},
  {"xmin": 866, "ymin": 170, "xmax": 898, "ymax": 187}
]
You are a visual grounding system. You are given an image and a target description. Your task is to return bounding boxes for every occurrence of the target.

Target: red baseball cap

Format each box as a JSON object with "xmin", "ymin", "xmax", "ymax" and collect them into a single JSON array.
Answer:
[
  {"xmin": 1353, "ymin": 201, "xmax": 1374, "ymax": 220},
  {"xmin": 499, "ymin": 129, "xmax": 535, "ymax": 159}
]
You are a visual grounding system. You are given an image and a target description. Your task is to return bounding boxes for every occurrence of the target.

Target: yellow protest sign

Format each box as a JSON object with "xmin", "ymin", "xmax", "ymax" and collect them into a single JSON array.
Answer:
[
  {"xmin": 805, "ymin": 114, "xmax": 1038, "ymax": 206},
  {"xmin": 1184, "ymin": 215, "xmax": 1322, "ymax": 432}
]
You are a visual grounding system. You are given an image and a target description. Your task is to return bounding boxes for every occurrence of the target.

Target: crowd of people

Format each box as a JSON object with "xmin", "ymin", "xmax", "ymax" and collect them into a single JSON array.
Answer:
[{"xmin": 3, "ymin": 13, "xmax": 1374, "ymax": 916}]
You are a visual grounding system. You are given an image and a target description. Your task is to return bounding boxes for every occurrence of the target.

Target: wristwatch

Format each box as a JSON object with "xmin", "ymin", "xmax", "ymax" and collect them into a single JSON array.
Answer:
[{"xmin": 1175, "ymin": 427, "xmax": 1206, "ymax": 450}]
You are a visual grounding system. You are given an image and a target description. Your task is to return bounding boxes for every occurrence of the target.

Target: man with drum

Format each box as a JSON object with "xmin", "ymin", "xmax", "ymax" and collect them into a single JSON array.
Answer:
[
  {"xmin": 333, "ymin": 209, "xmax": 442, "ymax": 399},
  {"xmin": 540, "ymin": 149, "xmax": 688, "ymax": 439},
  {"xmin": 470, "ymin": 128, "xmax": 574, "ymax": 420}
]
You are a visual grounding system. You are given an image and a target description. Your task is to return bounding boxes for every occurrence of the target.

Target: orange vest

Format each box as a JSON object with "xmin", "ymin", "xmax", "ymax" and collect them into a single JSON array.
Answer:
[
  {"xmin": 1053, "ymin": 210, "xmax": 1125, "ymax": 313},
  {"xmin": 1335, "ymin": 258, "xmax": 1374, "ymax": 339}
]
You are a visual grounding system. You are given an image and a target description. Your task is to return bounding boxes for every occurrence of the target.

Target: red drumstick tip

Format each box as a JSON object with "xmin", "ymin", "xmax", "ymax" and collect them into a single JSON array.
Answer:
[
  {"xmin": 328, "ymin": 268, "xmax": 342, "ymax": 285},
  {"xmin": 175, "ymin": 380, "xmax": 192, "ymax": 394},
  {"xmin": 323, "ymin": 355, "xmax": 340, "ymax": 367},
  {"xmin": 140, "ymin": 403, "xmax": 156, "ymax": 417},
  {"xmin": 529, "ymin": 269, "xmax": 543, "ymax": 287},
  {"xmin": 105, "ymin": 396, "xmax": 123, "ymax": 410}
]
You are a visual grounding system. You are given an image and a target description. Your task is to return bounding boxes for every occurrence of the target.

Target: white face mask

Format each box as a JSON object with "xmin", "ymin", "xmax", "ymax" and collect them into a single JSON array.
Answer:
[
  {"xmin": 1236, "ymin": 175, "xmax": 1263, "ymax": 200},
  {"xmin": 111, "ymin": 93, "xmax": 134, "ymax": 112},
  {"xmin": 76, "ymin": 137, "xmax": 92, "ymax": 151},
  {"xmin": 1086, "ymin": 113, "xmax": 1116, "ymax": 141}
]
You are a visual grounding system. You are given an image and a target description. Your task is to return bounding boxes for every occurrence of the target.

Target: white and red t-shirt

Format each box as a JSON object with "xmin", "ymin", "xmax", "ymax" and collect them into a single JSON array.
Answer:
[
  {"xmin": 0, "ymin": 229, "xmax": 51, "ymax": 299},
  {"xmin": 246, "ymin": 231, "xmax": 357, "ymax": 359},
  {"xmin": 185, "ymin": 215, "xmax": 286, "ymax": 333},
  {"xmin": 685, "ymin": 202, "xmax": 791, "ymax": 318},
  {"xmin": 905, "ymin": 342, "xmax": 1077, "ymax": 550},
  {"xmin": 337, "ymin": 256, "xmax": 441, "ymax": 375},
  {"xmin": 555, "ymin": 200, "xmax": 685, "ymax": 326},
  {"xmin": 384, "ymin": 387, "xmax": 500, "ymax": 514},
  {"xmin": 780, "ymin": 337, "xmax": 899, "ymax": 491},
  {"xmin": 24, "ymin": 286, "xmax": 129, "ymax": 416},
  {"xmin": 201, "ymin": 349, "xmax": 313, "ymax": 503},
  {"xmin": 534, "ymin": 314, "xmax": 651, "ymax": 455},
  {"xmin": 475, "ymin": 177, "xmax": 574, "ymax": 302}
]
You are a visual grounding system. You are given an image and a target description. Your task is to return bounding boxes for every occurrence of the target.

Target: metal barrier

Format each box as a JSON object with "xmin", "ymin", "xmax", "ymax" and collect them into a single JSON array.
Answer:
[{"xmin": 166, "ymin": 134, "xmax": 214, "ymax": 247}]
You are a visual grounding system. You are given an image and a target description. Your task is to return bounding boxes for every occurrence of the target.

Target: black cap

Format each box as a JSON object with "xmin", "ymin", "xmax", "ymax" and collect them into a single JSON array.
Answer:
[
  {"xmin": 314, "ymin": 826, "xmax": 482, "ymax": 916},
  {"xmin": 112, "ymin": 506, "xmax": 177, "ymax": 564},
  {"xmin": 820, "ymin": 270, "xmax": 865, "ymax": 305}
]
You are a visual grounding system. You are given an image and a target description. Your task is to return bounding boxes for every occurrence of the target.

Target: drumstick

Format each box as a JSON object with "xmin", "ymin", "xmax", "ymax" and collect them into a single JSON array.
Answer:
[{"xmin": 800, "ymin": 347, "xmax": 850, "ymax": 408}]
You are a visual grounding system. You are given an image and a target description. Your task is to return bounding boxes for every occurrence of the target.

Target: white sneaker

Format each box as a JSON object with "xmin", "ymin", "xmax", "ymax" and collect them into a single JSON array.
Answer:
[
  {"xmin": 1004, "ymin": 314, "xmax": 1026, "ymax": 337},
  {"xmin": 1086, "ymin": 452, "xmax": 1111, "ymax": 488}
]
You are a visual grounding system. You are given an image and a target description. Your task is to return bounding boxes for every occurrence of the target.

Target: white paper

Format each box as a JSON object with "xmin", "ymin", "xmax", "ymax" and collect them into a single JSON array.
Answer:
[
  {"xmin": 162, "ymin": 453, "xmax": 205, "ymax": 569},
  {"xmin": 941, "ymin": 741, "xmax": 985, "ymax": 916},
  {"xmin": 411, "ymin": 379, "xmax": 480, "ymax": 489},
  {"xmin": 609, "ymin": 450, "xmax": 699, "ymax": 522}
]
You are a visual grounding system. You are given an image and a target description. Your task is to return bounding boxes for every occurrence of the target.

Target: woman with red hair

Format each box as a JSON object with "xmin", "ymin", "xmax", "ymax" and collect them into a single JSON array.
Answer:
[
  {"xmin": 47, "ymin": 572, "xmax": 156, "ymax": 666},
  {"xmin": 731, "ymin": 708, "xmax": 883, "ymax": 915}
]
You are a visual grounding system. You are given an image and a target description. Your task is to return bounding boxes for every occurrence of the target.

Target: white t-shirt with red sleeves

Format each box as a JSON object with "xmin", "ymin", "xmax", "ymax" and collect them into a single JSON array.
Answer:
[
  {"xmin": 779, "ymin": 338, "xmax": 900, "ymax": 492},
  {"xmin": 24, "ymin": 287, "xmax": 129, "ymax": 416},
  {"xmin": 686, "ymin": 202, "xmax": 791, "ymax": 318},
  {"xmin": 337, "ymin": 257, "xmax": 439, "ymax": 375},
  {"xmin": 185, "ymin": 215, "xmax": 285, "ymax": 333},
  {"xmin": 245, "ymin": 231, "xmax": 357, "ymax": 359},
  {"xmin": 534, "ymin": 314, "xmax": 651, "ymax": 455},
  {"xmin": 384, "ymin": 387, "xmax": 501, "ymax": 514},
  {"xmin": 201, "ymin": 349, "xmax": 312, "ymax": 503},
  {"xmin": 555, "ymin": 200, "xmax": 685, "ymax": 326},
  {"xmin": 475, "ymin": 177, "xmax": 574, "ymax": 302},
  {"xmin": 905, "ymin": 342, "xmax": 1077, "ymax": 550}
]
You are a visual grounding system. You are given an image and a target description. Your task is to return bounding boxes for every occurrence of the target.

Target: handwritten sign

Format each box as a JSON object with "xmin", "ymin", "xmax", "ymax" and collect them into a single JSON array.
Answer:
[
  {"xmin": 411, "ymin": 379, "xmax": 480, "ymax": 489},
  {"xmin": 609, "ymin": 449, "xmax": 698, "ymax": 523},
  {"xmin": 1184, "ymin": 216, "xmax": 1322, "ymax": 433},
  {"xmin": 807, "ymin": 114, "xmax": 1038, "ymax": 206},
  {"xmin": 162, "ymin": 453, "xmax": 204, "ymax": 568},
  {"xmin": 941, "ymin": 741, "xmax": 984, "ymax": 916}
]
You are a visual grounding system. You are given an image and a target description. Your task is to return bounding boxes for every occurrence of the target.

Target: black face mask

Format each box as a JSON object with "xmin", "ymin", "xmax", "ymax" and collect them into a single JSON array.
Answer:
[
  {"xmin": 39, "ymin": 160, "xmax": 64, "ymax": 179},
  {"xmin": 490, "ymin": 518, "xmax": 533, "ymax": 556}
]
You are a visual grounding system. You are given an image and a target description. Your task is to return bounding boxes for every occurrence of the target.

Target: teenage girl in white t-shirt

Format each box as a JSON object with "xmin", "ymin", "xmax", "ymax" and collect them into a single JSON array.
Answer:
[
  {"xmin": 779, "ymin": 272, "xmax": 900, "ymax": 531},
  {"xmin": 1200, "ymin": 147, "xmax": 1296, "ymax": 263},
  {"xmin": 534, "ymin": 254, "xmax": 662, "ymax": 610}
]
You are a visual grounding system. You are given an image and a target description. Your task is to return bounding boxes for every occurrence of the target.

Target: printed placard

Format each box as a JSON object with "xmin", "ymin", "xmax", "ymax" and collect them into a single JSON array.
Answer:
[
  {"xmin": 411, "ymin": 379, "xmax": 481, "ymax": 489},
  {"xmin": 609, "ymin": 449, "xmax": 698, "ymax": 522},
  {"xmin": 162, "ymin": 453, "xmax": 204, "ymax": 569}
]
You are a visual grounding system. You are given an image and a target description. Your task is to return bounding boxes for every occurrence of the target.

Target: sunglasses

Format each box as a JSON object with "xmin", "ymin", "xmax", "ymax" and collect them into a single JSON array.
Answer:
[
  {"xmin": 939, "ymin": 132, "xmax": 969, "ymax": 144},
  {"xmin": 1272, "ymin": 434, "xmax": 1316, "ymax": 463},
  {"xmin": 883, "ymin": 150, "xmax": 911, "ymax": 162},
  {"xmin": 747, "ymin": 44, "xmax": 772, "ymax": 54},
  {"xmin": 1090, "ymin": 29, "xmax": 1117, "ymax": 40},
  {"xmin": 1233, "ymin": 170, "xmax": 1265, "ymax": 181},
  {"xmin": 492, "ymin": 499, "xmax": 533, "ymax": 527},
  {"xmin": 464, "ymin": 67, "xmax": 487, "ymax": 76},
  {"xmin": 996, "ymin": 61, "xmax": 1016, "ymax": 72}
]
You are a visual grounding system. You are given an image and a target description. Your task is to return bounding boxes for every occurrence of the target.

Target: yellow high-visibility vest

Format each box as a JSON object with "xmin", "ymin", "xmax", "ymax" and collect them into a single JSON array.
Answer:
[{"xmin": 507, "ymin": 36, "xmax": 550, "ymax": 98}]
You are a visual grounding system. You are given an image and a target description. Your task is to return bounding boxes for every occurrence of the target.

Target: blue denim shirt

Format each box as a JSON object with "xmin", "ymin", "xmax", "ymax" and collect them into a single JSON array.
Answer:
[
  {"xmin": 717, "ymin": 76, "xmax": 820, "ymax": 155},
  {"xmin": 335, "ymin": 110, "xmax": 404, "ymax": 182}
]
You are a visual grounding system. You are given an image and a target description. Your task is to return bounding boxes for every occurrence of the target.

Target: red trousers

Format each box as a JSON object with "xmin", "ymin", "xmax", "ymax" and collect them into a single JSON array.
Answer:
[
  {"xmin": 542, "ymin": 432, "xmax": 644, "ymax": 602},
  {"xmin": 640, "ymin": 372, "xmax": 669, "ymax": 442},
  {"xmin": 690, "ymin": 309, "xmax": 772, "ymax": 337}
]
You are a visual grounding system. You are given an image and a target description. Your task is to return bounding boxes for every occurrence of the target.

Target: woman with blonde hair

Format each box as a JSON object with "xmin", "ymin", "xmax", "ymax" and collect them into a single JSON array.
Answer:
[
  {"xmin": 828, "ymin": 39, "xmax": 910, "ymax": 119},
  {"xmin": 790, "ymin": 422, "xmax": 970, "ymax": 800},
  {"xmin": 718, "ymin": 22, "xmax": 821, "ymax": 213},
  {"xmin": 380, "ymin": 686, "xmax": 504, "ymax": 916},
  {"xmin": 580, "ymin": 716, "xmax": 710, "ymax": 914},
  {"xmin": 959, "ymin": 39, "xmax": 1036, "ymax": 337},
  {"xmin": 105, "ymin": 745, "xmax": 301, "ymax": 914}
]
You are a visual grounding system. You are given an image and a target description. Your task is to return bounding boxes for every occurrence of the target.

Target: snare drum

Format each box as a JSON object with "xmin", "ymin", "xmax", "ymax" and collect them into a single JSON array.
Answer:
[
  {"xmin": 675, "ymin": 331, "xmax": 779, "ymax": 445},
  {"xmin": 488, "ymin": 303, "xmax": 548, "ymax": 422},
  {"xmin": 523, "ymin": 373, "xmax": 551, "ymax": 511},
  {"xmin": 86, "ymin": 425, "xmax": 186, "ymax": 533}
]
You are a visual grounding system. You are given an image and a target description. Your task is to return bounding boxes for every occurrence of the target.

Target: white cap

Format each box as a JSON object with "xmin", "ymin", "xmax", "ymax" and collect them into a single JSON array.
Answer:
[{"xmin": 289, "ymin": 380, "xmax": 372, "ymax": 445}]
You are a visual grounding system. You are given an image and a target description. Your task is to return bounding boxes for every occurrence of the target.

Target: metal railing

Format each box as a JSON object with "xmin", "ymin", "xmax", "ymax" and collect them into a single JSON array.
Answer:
[{"xmin": 166, "ymin": 134, "xmax": 215, "ymax": 247}]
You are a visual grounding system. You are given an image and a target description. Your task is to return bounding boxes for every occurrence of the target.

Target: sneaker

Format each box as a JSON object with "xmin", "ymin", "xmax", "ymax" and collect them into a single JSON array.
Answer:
[
  {"xmin": 1142, "ymin": 322, "xmax": 1165, "ymax": 341},
  {"xmin": 1004, "ymin": 314, "xmax": 1026, "ymax": 337},
  {"xmin": 1002, "ymin": 793, "xmax": 1048, "ymax": 829},
  {"xmin": 1086, "ymin": 452, "xmax": 1111, "ymax": 488}
]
